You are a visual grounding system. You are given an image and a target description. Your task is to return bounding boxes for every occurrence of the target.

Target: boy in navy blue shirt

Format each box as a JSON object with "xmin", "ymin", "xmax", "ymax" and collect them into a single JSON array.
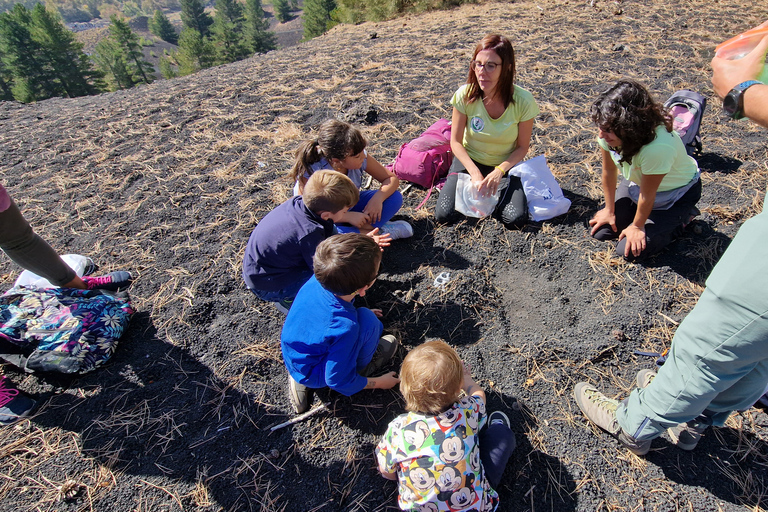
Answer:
[
  {"xmin": 281, "ymin": 233, "xmax": 400, "ymax": 413},
  {"xmin": 243, "ymin": 170, "xmax": 369, "ymax": 312}
]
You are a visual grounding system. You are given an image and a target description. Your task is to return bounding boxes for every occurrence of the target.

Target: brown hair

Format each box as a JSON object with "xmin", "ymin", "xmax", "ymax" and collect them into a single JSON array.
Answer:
[
  {"xmin": 313, "ymin": 233, "xmax": 381, "ymax": 295},
  {"xmin": 302, "ymin": 170, "xmax": 359, "ymax": 214},
  {"xmin": 400, "ymin": 340, "xmax": 463, "ymax": 415},
  {"xmin": 289, "ymin": 119, "xmax": 368, "ymax": 188},
  {"xmin": 590, "ymin": 79, "xmax": 674, "ymax": 165},
  {"xmin": 465, "ymin": 34, "xmax": 517, "ymax": 107}
]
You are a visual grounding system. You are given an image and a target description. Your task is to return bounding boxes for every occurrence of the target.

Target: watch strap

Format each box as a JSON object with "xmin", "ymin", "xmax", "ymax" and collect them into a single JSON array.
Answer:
[{"xmin": 726, "ymin": 80, "xmax": 764, "ymax": 120}]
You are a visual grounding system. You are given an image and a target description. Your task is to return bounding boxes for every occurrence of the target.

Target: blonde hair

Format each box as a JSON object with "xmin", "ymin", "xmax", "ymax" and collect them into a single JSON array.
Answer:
[
  {"xmin": 400, "ymin": 340, "xmax": 463, "ymax": 415},
  {"xmin": 302, "ymin": 170, "xmax": 359, "ymax": 214}
]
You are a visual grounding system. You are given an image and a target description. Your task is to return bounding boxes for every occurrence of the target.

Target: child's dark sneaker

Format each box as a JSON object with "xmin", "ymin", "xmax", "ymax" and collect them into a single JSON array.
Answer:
[
  {"xmin": 489, "ymin": 411, "xmax": 511, "ymax": 428},
  {"xmin": 83, "ymin": 271, "xmax": 133, "ymax": 291},
  {"xmin": 275, "ymin": 297, "xmax": 293, "ymax": 315},
  {"xmin": 361, "ymin": 334, "xmax": 399, "ymax": 377},
  {"xmin": 288, "ymin": 375, "xmax": 313, "ymax": 414},
  {"xmin": 0, "ymin": 376, "xmax": 36, "ymax": 425}
]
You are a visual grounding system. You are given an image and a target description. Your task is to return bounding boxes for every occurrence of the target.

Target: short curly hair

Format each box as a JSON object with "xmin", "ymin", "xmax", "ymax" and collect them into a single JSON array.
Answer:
[
  {"xmin": 400, "ymin": 340, "xmax": 464, "ymax": 415},
  {"xmin": 590, "ymin": 79, "xmax": 673, "ymax": 165}
]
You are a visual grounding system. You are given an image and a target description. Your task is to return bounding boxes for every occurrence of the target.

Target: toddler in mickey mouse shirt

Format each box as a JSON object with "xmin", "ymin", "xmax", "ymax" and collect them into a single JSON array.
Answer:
[{"xmin": 376, "ymin": 341, "xmax": 516, "ymax": 511}]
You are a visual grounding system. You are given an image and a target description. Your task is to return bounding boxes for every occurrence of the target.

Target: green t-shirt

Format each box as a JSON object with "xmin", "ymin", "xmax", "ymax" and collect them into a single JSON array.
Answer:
[
  {"xmin": 451, "ymin": 83, "xmax": 540, "ymax": 167},
  {"xmin": 597, "ymin": 125, "xmax": 698, "ymax": 192}
]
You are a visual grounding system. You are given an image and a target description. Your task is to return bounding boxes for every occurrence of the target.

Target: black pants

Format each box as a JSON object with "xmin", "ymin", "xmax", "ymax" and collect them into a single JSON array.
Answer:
[
  {"xmin": 592, "ymin": 177, "xmax": 701, "ymax": 261},
  {"xmin": 435, "ymin": 158, "xmax": 527, "ymax": 228}
]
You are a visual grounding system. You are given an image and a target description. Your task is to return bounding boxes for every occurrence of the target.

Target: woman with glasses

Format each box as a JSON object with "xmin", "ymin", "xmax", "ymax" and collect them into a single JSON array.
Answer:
[
  {"xmin": 435, "ymin": 34, "xmax": 539, "ymax": 227},
  {"xmin": 588, "ymin": 80, "xmax": 701, "ymax": 261}
]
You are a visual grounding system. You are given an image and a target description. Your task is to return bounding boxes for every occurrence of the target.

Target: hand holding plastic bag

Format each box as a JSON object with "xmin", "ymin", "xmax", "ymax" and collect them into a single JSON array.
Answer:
[{"xmin": 455, "ymin": 173, "xmax": 500, "ymax": 218}]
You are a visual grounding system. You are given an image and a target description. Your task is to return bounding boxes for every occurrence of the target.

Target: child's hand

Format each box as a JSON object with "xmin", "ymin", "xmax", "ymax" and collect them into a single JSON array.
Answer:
[
  {"xmin": 372, "ymin": 308, "xmax": 383, "ymax": 318},
  {"xmin": 366, "ymin": 228, "xmax": 391, "ymax": 250},
  {"xmin": 363, "ymin": 195, "xmax": 385, "ymax": 224},
  {"xmin": 375, "ymin": 371, "xmax": 401, "ymax": 389},
  {"xmin": 344, "ymin": 211, "xmax": 371, "ymax": 228}
]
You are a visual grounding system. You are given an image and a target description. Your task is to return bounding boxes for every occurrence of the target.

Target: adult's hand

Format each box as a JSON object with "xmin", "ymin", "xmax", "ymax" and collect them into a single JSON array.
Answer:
[
  {"xmin": 619, "ymin": 224, "xmax": 647, "ymax": 258},
  {"xmin": 589, "ymin": 207, "xmax": 617, "ymax": 236},
  {"xmin": 478, "ymin": 168, "xmax": 504, "ymax": 196},
  {"xmin": 712, "ymin": 34, "xmax": 768, "ymax": 98}
]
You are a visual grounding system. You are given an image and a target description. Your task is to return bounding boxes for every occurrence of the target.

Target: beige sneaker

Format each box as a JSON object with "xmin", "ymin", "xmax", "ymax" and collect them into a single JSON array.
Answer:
[{"xmin": 574, "ymin": 382, "xmax": 651, "ymax": 456}]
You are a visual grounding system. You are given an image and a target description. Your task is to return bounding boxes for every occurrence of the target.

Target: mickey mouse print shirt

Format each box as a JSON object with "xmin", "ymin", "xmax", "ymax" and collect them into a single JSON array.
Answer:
[{"xmin": 376, "ymin": 395, "xmax": 498, "ymax": 511}]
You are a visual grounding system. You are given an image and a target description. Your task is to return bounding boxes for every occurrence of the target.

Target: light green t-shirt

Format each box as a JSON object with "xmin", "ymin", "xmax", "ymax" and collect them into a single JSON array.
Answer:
[
  {"xmin": 597, "ymin": 125, "xmax": 698, "ymax": 192},
  {"xmin": 451, "ymin": 83, "xmax": 540, "ymax": 167}
]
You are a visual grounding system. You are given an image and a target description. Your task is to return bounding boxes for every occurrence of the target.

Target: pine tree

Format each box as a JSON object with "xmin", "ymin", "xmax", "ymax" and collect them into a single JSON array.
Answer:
[
  {"xmin": 180, "ymin": 0, "xmax": 213, "ymax": 37},
  {"xmin": 0, "ymin": 4, "xmax": 57, "ymax": 102},
  {"xmin": 273, "ymin": 0, "xmax": 291, "ymax": 22},
  {"xmin": 149, "ymin": 9, "xmax": 178, "ymax": 45},
  {"xmin": 29, "ymin": 5, "xmax": 103, "ymax": 97},
  {"xmin": 0, "ymin": 52, "xmax": 13, "ymax": 100},
  {"xmin": 302, "ymin": 0, "xmax": 335, "ymax": 40},
  {"xmin": 108, "ymin": 15, "xmax": 155, "ymax": 84},
  {"xmin": 93, "ymin": 37, "xmax": 135, "ymax": 90},
  {"xmin": 158, "ymin": 54, "xmax": 177, "ymax": 78},
  {"xmin": 243, "ymin": 0, "xmax": 275, "ymax": 54},
  {"xmin": 175, "ymin": 27, "xmax": 215, "ymax": 75},
  {"xmin": 211, "ymin": 0, "xmax": 249, "ymax": 64}
]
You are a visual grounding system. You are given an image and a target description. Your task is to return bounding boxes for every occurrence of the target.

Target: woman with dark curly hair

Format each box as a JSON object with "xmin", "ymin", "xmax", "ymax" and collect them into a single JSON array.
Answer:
[
  {"xmin": 589, "ymin": 80, "xmax": 701, "ymax": 260},
  {"xmin": 435, "ymin": 34, "xmax": 539, "ymax": 228}
]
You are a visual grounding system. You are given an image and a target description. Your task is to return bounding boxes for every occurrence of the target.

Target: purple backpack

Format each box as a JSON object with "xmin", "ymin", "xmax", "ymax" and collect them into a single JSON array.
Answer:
[
  {"xmin": 390, "ymin": 119, "xmax": 453, "ymax": 189},
  {"xmin": 664, "ymin": 90, "xmax": 707, "ymax": 158}
]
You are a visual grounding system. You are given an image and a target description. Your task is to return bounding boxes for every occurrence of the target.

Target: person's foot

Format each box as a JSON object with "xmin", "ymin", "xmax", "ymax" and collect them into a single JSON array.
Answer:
[
  {"xmin": 361, "ymin": 334, "xmax": 399, "ymax": 377},
  {"xmin": 274, "ymin": 297, "xmax": 293, "ymax": 315},
  {"xmin": 0, "ymin": 376, "xmax": 36, "ymax": 425},
  {"xmin": 682, "ymin": 206, "xmax": 700, "ymax": 229},
  {"xmin": 573, "ymin": 382, "xmax": 651, "ymax": 455},
  {"xmin": 636, "ymin": 369, "xmax": 657, "ymax": 389},
  {"xmin": 668, "ymin": 422, "xmax": 706, "ymax": 451},
  {"xmin": 82, "ymin": 257, "xmax": 98, "ymax": 276},
  {"xmin": 488, "ymin": 410, "xmax": 511, "ymax": 428},
  {"xmin": 82, "ymin": 271, "xmax": 133, "ymax": 291},
  {"xmin": 379, "ymin": 220, "xmax": 413, "ymax": 240},
  {"xmin": 288, "ymin": 375, "xmax": 313, "ymax": 414}
]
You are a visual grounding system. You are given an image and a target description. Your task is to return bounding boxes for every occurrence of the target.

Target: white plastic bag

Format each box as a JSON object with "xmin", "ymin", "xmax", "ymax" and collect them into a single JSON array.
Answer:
[
  {"xmin": 14, "ymin": 254, "xmax": 91, "ymax": 289},
  {"xmin": 508, "ymin": 155, "xmax": 571, "ymax": 221},
  {"xmin": 454, "ymin": 173, "xmax": 500, "ymax": 218}
]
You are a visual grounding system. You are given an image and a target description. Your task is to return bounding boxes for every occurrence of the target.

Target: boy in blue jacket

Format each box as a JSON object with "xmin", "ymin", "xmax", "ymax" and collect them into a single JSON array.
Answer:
[{"xmin": 281, "ymin": 233, "xmax": 400, "ymax": 413}]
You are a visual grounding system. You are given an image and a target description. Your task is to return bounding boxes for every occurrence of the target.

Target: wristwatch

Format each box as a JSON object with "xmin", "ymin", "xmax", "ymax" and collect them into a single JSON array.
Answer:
[{"xmin": 723, "ymin": 80, "xmax": 763, "ymax": 120}]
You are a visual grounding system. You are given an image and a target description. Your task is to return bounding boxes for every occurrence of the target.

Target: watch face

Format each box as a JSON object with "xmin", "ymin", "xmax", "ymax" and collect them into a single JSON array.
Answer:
[{"xmin": 723, "ymin": 90, "xmax": 739, "ymax": 117}]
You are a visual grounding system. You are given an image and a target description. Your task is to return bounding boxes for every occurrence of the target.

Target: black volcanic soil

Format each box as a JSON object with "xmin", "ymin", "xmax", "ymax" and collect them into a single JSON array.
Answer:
[{"xmin": 2, "ymin": 1, "xmax": 768, "ymax": 511}]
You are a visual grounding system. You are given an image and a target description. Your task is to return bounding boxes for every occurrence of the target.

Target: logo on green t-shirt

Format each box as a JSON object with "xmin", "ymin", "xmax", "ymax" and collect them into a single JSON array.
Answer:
[{"xmin": 470, "ymin": 117, "xmax": 484, "ymax": 131}]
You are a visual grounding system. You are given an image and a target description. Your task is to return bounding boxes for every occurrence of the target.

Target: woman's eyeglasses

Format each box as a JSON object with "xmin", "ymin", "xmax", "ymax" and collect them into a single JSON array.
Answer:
[{"xmin": 471, "ymin": 60, "xmax": 500, "ymax": 73}]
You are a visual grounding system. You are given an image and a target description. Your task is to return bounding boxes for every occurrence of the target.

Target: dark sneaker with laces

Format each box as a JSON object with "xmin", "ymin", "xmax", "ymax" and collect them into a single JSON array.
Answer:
[
  {"xmin": 274, "ymin": 297, "xmax": 293, "ymax": 315},
  {"xmin": 82, "ymin": 271, "xmax": 133, "ymax": 291},
  {"xmin": 288, "ymin": 375, "xmax": 313, "ymax": 414},
  {"xmin": 489, "ymin": 410, "xmax": 511, "ymax": 428},
  {"xmin": 361, "ymin": 335, "xmax": 399, "ymax": 377},
  {"xmin": 668, "ymin": 422, "xmax": 706, "ymax": 451},
  {"xmin": 574, "ymin": 382, "xmax": 651, "ymax": 455},
  {"xmin": 0, "ymin": 376, "xmax": 36, "ymax": 425}
]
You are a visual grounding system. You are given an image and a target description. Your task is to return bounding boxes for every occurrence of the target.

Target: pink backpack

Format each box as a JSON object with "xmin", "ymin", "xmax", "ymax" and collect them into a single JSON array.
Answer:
[{"xmin": 390, "ymin": 119, "xmax": 453, "ymax": 189}]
